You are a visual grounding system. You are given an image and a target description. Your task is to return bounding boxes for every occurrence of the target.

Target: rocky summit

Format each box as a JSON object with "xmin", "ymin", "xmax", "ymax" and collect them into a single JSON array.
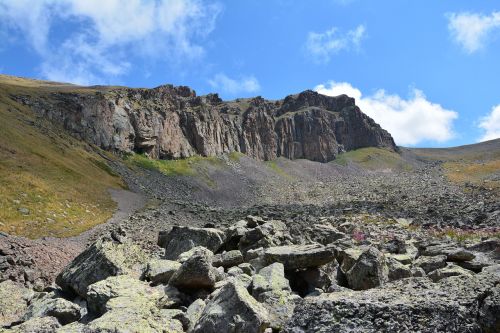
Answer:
[
  {"xmin": 0, "ymin": 75, "xmax": 499, "ymax": 333},
  {"xmin": 13, "ymin": 85, "xmax": 395, "ymax": 162}
]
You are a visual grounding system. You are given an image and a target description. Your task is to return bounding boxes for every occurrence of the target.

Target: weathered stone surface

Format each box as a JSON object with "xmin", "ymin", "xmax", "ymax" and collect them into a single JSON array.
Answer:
[
  {"xmin": 163, "ymin": 226, "xmax": 225, "ymax": 260},
  {"xmin": 86, "ymin": 275, "xmax": 163, "ymax": 315},
  {"xmin": 387, "ymin": 257, "xmax": 412, "ymax": 281},
  {"xmin": 143, "ymin": 259, "xmax": 181, "ymax": 285},
  {"xmin": 239, "ymin": 221, "xmax": 290, "ymax": 254},
  {"xmin": 17, "ymin": 88, "xmax": 396, "ymax": 163},
  {"xmin": 414, "ymin": 255, "xmax": 447, "ymax": 274},
  {"xmin": 251, "ymin": 263, "xmax": 291, "ymax": 297},
  {"xmin": 428, "ymin": 263, "xmax": 473, "ymax": 282},
  {"xmin": 192, "ymin": 281, "xmax": 270, "ymax": 333},
  {"xmin": 22, "ymin": 293, "xmax": 81, "ymax": 325},
  {"xmin": 56, "ymin": 239, "xmax": 146, "ymax": 297},
  {"xmin": 283, "ymin": 274, "xmax": 500, "ymax": 333},
  {"xmin": 7, "ymin": 316, "xmax": 61, "ymax": 333},
  {"xmin": 213, "ymin": 250, "xmax": 244, "ymax": 268},
  {"xmin": 447, "ymin": 248, "xmax": 475, "ymax": 262},
  {"xmin": 263, "ymin": 244, "xmax": 335, "ymax": 270},
  {"xmin": 169, "ymin": 248, "xmax": 222, "ymax": 289},
  {"xmin": 346, "ymin": 247, "xmax": 388, "ymax": 290},
  {"xmin": 186, "ymin": 299, "xmax": 206, "ymax": 331},
  {"xmin": 0, "ymin": 280, "xmax": 33, "ymax": 327}
]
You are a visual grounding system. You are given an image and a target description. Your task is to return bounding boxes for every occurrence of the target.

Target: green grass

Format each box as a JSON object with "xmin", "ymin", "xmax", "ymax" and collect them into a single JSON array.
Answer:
[
  {"xmin": 333, "ymin": 147, "xmax": 412, "ymax": 171},
  {"xmin": 265, "ymin": 159, "xmax": 291, "ymax": 178},
  {"xmin": 229, "ymin": 151, "xmax": 245, "ymax": 162}
]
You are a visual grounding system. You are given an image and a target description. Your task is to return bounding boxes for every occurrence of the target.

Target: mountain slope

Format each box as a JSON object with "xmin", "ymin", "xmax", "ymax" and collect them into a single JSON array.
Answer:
[{"xmin": 0, "ymin": 76, "xmax": 126, "ymax": 238}]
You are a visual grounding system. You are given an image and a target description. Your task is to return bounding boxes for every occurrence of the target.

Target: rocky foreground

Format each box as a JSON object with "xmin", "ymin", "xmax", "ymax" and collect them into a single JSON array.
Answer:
[{"xmin": 1, "ymin": 215, "xmax": 499, "ymax": 333}]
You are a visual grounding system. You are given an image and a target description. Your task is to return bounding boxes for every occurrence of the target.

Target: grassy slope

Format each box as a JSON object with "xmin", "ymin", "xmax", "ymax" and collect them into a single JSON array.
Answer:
[
  {"xmin": 0, "ymin": 75, "xmax": 125, "ymax": 238},
  {"xmin": 333, "ymin": 147, "xmax": 412, "ymax": 171},
  {"xmin": 412, "ymin": 139, "xmax": 500, "ymax": 190}
]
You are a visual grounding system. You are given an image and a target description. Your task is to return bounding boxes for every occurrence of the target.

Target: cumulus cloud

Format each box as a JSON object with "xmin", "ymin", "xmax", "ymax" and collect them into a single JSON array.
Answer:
[
  {"xmin": 208, "ymin": 73, "xmax": 260, "ymax": 95},
  {"xmin": 0, "ymin": 0, "xmax": 221, "ymax": 85},
  {"xmin": 306, "ymin": 25, "xmax": 365, "ymax": 63},
  {"xmin": 447, "ymin": 11, "xmax": 500, "ymax": 53},
  {"xmin": 315, "ymin": 81, "xmax": 458, "ymax": 146},
  {"xmin": 478, "ymin": 105, "xmax": 500, "ymax": 142}
]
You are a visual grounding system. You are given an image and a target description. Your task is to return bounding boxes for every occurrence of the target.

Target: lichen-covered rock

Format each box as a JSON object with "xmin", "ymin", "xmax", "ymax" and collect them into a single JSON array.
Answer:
[
  {"xmin": 22, "ymin": 293, "xmax": 81, "ymax": 325},
  {"xmin": 163, "ymin": 226, "xmax": 225, "ymax": 260},
  {"xmin": 56, "ymin": 239, "xmax": 146, "ymax": 297},
  {"xmin": 283, "ymin": 274, "xmax": 500, "ymax": 332},
  {"xmin": 86, "ymin": 275, "xmax": 163, "ymax": 315},
  {"xmin": 143, "ymin": 259, "xmax": 181, "ymax": 285},
  {"xmin": 0, "ymin": 280, "xmax": 33, "ymax": 327},
  {"xmin": 428, "ymin": 263, "xmax": 473, "ymax": 282},
  {"xmin": 251, "ymin": 263, "xmax": 291, "ymax": 297},
  {"xmin": 238, "ymin": 221, "xmax": 290, "ymax": 254},
  {"xmin": 387, "ymin": 257, "xmax": 411, "ymax": 281},
  {"xmin": 169, "ymin": 248, "xmax": 223, "ymax": 290},
  {"xmin": 213, "ymin": 250, "xmax": 244, "ymax": 268},
  {"xmin": 414, "ymin": 255, "xmax": 447, "ymax": 274},
  {"xmin": 263, "ymin": 244, "xmax": 335, "ymax": 270},
  {"xmin": 192, "ymin": 281, "xmax": 270, "ymax": 333},
  {"xmin": 346, "ymin": 247, "xmax": 388, "ymax": 290},
  {"xmin": 186, "ymin": 299, "xmax": 206, "ymax": 331},
  {"xmin": 8, "ymin": 316, "xmax": 60, "ymax": 333}
]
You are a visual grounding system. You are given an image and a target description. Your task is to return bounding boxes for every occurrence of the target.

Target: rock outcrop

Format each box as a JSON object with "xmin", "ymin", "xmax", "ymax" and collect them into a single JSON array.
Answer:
[{"xmin": 13, "ymin": 87, "xmax": 396, "ymax": 162}]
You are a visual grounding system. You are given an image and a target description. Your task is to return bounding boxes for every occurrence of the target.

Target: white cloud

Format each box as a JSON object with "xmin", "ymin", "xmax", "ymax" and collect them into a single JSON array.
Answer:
[
  {"xmin": 478, "ymin": 105, "xmax": 500, "ymax": 142},
  {"xmin": 447, "ymin": 11, "xmax": 500, "ymax": 53},
  {"xmin": 0, "ymin": 0, "xmax": 221, "ymax": 85},
  {"xmin": 306, "ymin": 25, "xmax": 365, "ymax": 63},
  {"xmin": 315, "ymin": 81, "xmax": 458, "ymax": 146},
  {"xmin": 208, "ymin": 73, "xmax": 260, "ymax": 95}
]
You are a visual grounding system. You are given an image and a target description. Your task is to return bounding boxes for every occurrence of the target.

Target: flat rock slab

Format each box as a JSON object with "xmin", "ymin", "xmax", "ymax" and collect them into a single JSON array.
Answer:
[
  {"xmin": 163, "ymin": 226, "xmax": 225, "ymax": 260},
  {"xmin": 263, "ymin": 244, "xmax": 335, "ymax": 270}
]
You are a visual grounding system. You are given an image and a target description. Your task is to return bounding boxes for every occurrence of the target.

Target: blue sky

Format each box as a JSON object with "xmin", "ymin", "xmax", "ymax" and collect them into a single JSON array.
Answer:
[{"xmin": 1, "ymin": 0, "xmax": 499, "ymax": 147}]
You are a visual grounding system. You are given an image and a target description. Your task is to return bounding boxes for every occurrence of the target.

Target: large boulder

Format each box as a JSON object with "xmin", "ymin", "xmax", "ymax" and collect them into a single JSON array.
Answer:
[
  {"xmin": 213, "ymin": 250, "xmax": 244, "ymax": 268},
  {"xmin": 283, "ymin": 274, "xmax": 500, "ymax": 332},
  {"xmin": 346, "ymin": 247, "xmax": 388, "ymax": 290},
  {"xmin": 238, "ymin": 221, "xmax": 290, "ymax": 254},
  {"xmin": 142, "ymin": 259, "xmax": 181, "ymax": 285},
  {"xmin": 169, "ymin": 248, "xmax": 223, "ymax": 290},
  {"xmin": 56, "ymin": 239, "xmax": 146, "ymax": 297},
  {"xmin": 163, "ymin": 226, "xmax": 225, "ymax": 260},
  {"xmin": 263, "ymin": 244, "xmax": 335, "ymax": 270},
  {"xmin": 251, "ymin": 263, "xmax": 291, "ymax": 297},
  {"xmin": 428, "ymin": 263, "xmax": 473, "ymax": 282},
  {"xmin": 192, "ymin": 281, "xmax": 270, "ymax": 333},
  {"xmin": 7, "ymin": 316, "xmax": 61, "ymax": 333},
  {"xmin": 0, "ymin": 280, "xmax": 33, "ymax": 327},
  {"xmin": 22, "ymin": 293, "xmax": 81, "ymax": 325},
  {"xmin": 414, "ymin": 255, "xmax": 447, "ymax": 274}
]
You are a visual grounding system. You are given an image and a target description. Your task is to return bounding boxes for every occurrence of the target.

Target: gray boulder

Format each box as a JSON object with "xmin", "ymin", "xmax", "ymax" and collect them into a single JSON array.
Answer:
[
  {"xmin": 163, "ymin": 226, "xmax": 225, "ymax": 260},
  {"xmin": 263, "ymin": 244, "xmax": 335, "ymax": 270},
  {"xmin": 192, "ymin": 281, "xmax": 270, "ymax": 333},
  {"xmin": 56, "ymin": 239, "xmax": 146, "ymax": 297},
  {"xmin": 428, "ymin": 263, "xmax": 473, "ymax": 282},
  {"xmin": 22, "ymin": 293, "xmax": 81, "ymax": 325},
  {"xmin": 143, "ymin": 259, "xmax": 181, "ymax": 285},
  {"xmin": 0, "ymin": 280, "xmax": 33, "ymax": 327},
  {"xmin": 387, "ymin": 257, "xmax": 411, "ymax": 281},
  {"xmin": 186, "ymin": 299, "xmax": 206, "ymax": 331},
  {"xmin": 346, "ymin": 247, "xmax": 388, "ymax": 290},
  {"xmin": 8, "ymin": 317, "xmax": 60, "ymax": 333},
  {"xmin": 238, "ymin": 221, "xmax": 290, "ymax": 254},
  {"xmin": 169, "ymin": 248, "xmax": 223, "ymax": 290},
  {"xmin": 414, "ymin": 255, "xmax": 447, "ymax": 274},
  {"xmin": 213, "ymin": 250, "xmax": 244, "ymax": 268}
]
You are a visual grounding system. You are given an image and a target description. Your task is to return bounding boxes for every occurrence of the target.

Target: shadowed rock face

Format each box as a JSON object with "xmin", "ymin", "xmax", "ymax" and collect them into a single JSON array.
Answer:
[{"xmin": 14, "ymin": 87, "xmax": 396, "ymax": 162}]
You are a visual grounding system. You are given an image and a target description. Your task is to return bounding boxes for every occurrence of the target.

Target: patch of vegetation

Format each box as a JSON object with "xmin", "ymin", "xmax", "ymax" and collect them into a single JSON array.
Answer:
[
  {"xmin": 0, "ymin": 88, "xmax": 125, "ymax": 238},
  {"xmin": 442, "ymin": 160, "xmax": 500, "ymax": 189},
  {"xmin": 429, "ymin": 227, "xmax": 500, "ymax": 242},
  {"xmin": 265, "ymin": 160, "xmax": 290, "ymax": 178},
  {"xmin": 333, "ymin": 147, "xmax": 412, "ymax": 171},
  {"xmin": 229, "ymin": 151, "xmax": 245, "ymax": 162}
]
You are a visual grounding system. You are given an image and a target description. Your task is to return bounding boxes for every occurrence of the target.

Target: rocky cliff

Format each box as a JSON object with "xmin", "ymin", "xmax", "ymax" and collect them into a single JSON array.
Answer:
[{"xmin": 13, "ymin": 85, "xmax": 396, "ymax": 162}]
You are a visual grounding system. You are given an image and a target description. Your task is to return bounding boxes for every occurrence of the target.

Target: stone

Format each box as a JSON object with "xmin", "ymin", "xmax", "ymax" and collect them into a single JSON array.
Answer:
[
  {"xmin": 169, "ymin": 248, "xmax": 223, "ymax": 290},
  {"xmin": 263, "ymin": 244, "xmax": 335, "ymax": 270},
  {"xmin": 251, "ymin": 263, "xmax": 291, "ymax": 297},
  {"xmin": 0, "ymin": 280, "xmax": 33, "ymax": 327},
  {"xmin": 238, "ymin": 263, "xmax": 255, "ymax": 276},
  {"xmin": 346, "ymin": 247, "xmax": 388, "ymax": 290},
  {"xmin": 414, "ymin": 255, "xmax": 447, "ymax": 274},
  {"xmin": 143, "ymin": 259, "xmax": 181, "ymax": 285},
  {"xmin": 212, "ymin": 250, "xmax": 244, "ymax": 268},
  {"xmin": 163, "ymin": 226, "xmax": 225, "ymax": 260},
  {"xmin": 56, "ymin": 239, "xmax": 146, "ymax": 297},
  {"xmin": 238, "ymin": 221, "xmax": 289, "ymax": 254},
  {"xmin": 283, "ymin": 274, "xmax": 500, "ymax": 332},
  {"xmin": 383, "ymin": 238, "xmax": 407, "ymax": 254},
  {"xmin": 387, "ymin": 257, "xmax": 412, "ymax": 281},
  {"xmin": 447, "ymin": 248, "xmax": 475, "ymax": 262},
  {"xmin": 186, "ymin": 299, "xmax": 206, "ymax": 331},
  {"xmin": 192, "ymin": 281, "xmax": 270, "ymax": 333},
  {"xmin": 8, "ymin": 316, "xmax": 61, "ymax": 333},
  {"xmin": 22, "ymin": 293, "xmax": 81, "ymax": 325},
  {"xmin": 428, "ymin": 264, "xmax": 474, "ymax": 282}
]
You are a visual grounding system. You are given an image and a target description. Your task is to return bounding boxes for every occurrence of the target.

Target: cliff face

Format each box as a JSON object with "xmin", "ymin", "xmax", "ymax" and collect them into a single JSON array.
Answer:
[{"xmin": 13, "ymin": 85, "xmax": 396, "ymax": 162}]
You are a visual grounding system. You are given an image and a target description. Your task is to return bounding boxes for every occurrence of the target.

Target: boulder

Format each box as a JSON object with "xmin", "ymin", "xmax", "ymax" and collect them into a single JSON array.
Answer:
[
  {"xmin": 428, "ymin": 263, "xmax": 473, "ymax": 282},
  {"xmin": 8, "ymin": 316, "xmax": 60, "ymax": 333},
  {"xmin": 192, "ymin": 281, "xmax": 270, "ymax": 333},
  {"xmin": 56, "ymin": 239, "xmax": 146, "ymax": 297},
  {"xmin": 283, "ymin": 274, "xmax": 500, "ymax": 332},
  {"xmin": 163, "ymin": 226, "xmax": 225, "ymax": 260},
  {"xmin": 263, "ymin": 244, "xmax": 335, "ymax": 270},
  {"xmin": 238, "ymin": 221, "xmax": 289, "ymax": 254},
  {"xmin": 414, "ymin": 255, "xmax": 447, "ymax": 274},
  {"xmin": 387, "ymin": 257, "xmax": 412, "ymax": 281},
  {"xmin": 186, "ymin": 299, "xmax": 206, "ymax": 331},
  {"xmin": 447, "ymin": 248, "xmax": 475, "ymax": 262},
  {"xmin": 346, "ymin": 247, "xmax": 388, "ymax": 290},
  {"xmin": 212, "ymin": 250, "xmax": 244, "ymax": 268},
  {"xmin": 143, "ymin": 259, "xmax": 181, "ymax": 285},
  {"xmin": 169, "ymin": 248, "xmax": 223, "ymax": 290},
  {"xmin": 0, "ymin": 280, "xmax": 33, "ymax": 327},
  {"xmin": 251, "ymin": 263, "xmax": 291, "ymax": 297},
  {"xmin": 22, "ymin": 293, "xmax": 81, "ymax": 325}
]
